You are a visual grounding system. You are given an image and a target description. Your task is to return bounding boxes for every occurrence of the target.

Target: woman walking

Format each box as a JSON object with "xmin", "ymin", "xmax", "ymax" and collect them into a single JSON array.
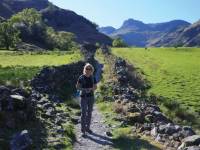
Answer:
[{"xmin": 76, "ymin": 63, "xmax": 97, "ymax": 137}]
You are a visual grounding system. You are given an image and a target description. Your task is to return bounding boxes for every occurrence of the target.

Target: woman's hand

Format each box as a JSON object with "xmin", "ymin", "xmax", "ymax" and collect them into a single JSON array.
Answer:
[
  {"xmin": 92, "ymin": 84, "xmax": 97, "ymax": 91},
  {"xmin": 86, "ymin": 88, "xmax": 94, "ymax": 92}
]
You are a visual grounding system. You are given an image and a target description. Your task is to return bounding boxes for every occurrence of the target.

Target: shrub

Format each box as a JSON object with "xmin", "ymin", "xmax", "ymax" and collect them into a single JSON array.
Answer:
[{"xmin": 112, "ymin": 38, "xmax": 127, "ymax": 47}]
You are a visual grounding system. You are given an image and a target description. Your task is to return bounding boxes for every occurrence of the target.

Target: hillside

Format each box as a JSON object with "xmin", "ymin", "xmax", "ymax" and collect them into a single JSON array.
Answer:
[
  {"xmin": 0, "ymin": 0, "xmax": 112, "ymax": 46},
  {"xmin": 151, "ymin": 20, "xmax": 200, "ymax": 47},
  {"xmin": 99, "ymin": 18, "xmax": 191, "ymax": 47}
]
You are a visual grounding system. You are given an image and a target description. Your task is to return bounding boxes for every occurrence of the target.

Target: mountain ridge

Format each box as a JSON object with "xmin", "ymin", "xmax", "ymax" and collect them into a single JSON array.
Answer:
[
  {"xmin": 99, "ymin": 18, "xmax": 200, "ymax": 47},
  {"xmin": 0, "ymin": 0, "xmax": 112, "ymax": 46}
]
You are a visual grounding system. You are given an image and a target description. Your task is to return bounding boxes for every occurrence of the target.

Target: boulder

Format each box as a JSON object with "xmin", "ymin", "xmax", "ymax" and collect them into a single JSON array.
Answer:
[
  {"xmin": 182, "ymin": 135, "xmax": 200, "ymax": 147},
  {"xmin": 151, "ymin": 127, "xmax": 158, "ymax": 137},
  {"xmin": 158, "ymin": 123, "xmax": 179, "ymax": 135},
  {"xmin": 180, "ymin": 126, "xmax": 196, "ymax": 138},
  {"xmin": 126, "ymin": 102, "xmax": 140, "ymax": 113},
  {"xmin": 126, "ymin": 112, "xmax": 144, "ymax": 124},
  {"xmin": 10, "ymin": 95, "xmax": 26, "ymax": 110},
  {"xmin": 186, "ymin": 146, "xmax": 200, "ymax": 150},
  {"xmin": 10, "ymin": 130, "xmax": 32, "ymax": 150}
]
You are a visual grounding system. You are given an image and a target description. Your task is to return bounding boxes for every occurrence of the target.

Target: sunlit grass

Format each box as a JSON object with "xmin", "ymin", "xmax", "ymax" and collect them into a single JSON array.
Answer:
[
  {"xmin": 112, "ymin": 47, "xmax": 200, "ymax": 113},
  {"xmin": 0, "ymin": 50, "xmax": 82, "ymax": 87},
  {"xmin": 0, "ymin": 50, "xmax": 82, "ymax": 67}
]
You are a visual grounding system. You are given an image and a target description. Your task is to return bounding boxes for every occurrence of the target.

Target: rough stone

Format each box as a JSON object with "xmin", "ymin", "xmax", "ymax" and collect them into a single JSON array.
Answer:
[
  {"xmin": 10, "ymin": 130, "xmax": 32, "ymax": 150},
  {"xmin": 182, "ymin": 135, "xmax": 200, "ymax": 147}
]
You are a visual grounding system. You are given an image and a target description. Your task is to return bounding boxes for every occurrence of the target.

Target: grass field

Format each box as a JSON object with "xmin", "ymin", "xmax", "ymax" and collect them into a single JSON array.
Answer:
[
  {"xmin": 0, "ymin": 50, "xmax": 82, "ymax": 87},
  {"xmin": 112, "ymin": 47, "xmax": 200, "ymax": 116}
]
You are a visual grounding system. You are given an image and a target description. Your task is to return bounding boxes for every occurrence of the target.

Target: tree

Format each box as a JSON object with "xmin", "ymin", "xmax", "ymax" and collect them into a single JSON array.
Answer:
[
  {"xmin": 92, "ymin": 22, "xmax": 99, "ymax": 29},
  {"xmin": 112, "ymin": 37, "xmax": 127, "ymax": 47},
  {"xmin": 7, "ymin": 8, "xmax": 78, "ymax": 50},
  {"xmin": 9, "ymin": 8, "xmax": 46, "ymax": 44},
  {"xmin": 46, "ymin": 28, "xmax": 76, "ymax": 50},
  {"xmin": 0, "ymin": 21, "xmax": 21, "ymax": 50},
  {"xmin": 10, "ymin": 8, "xmax": 42, "ymax": 28},
  {"xmin": 55, "ymin": 31, "xmax": 76, "ymax": 50}
]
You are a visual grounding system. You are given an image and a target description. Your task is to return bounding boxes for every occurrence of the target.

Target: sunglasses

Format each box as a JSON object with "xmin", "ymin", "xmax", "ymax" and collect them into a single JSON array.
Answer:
[{"xmin": 86, "ymin": 68, "xmax": 92, "ymax": 70}]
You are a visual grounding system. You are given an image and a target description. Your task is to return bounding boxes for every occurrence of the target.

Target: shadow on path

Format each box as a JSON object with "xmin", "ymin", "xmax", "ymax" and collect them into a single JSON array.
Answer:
[{"xmin": 85, "ymin": 132, "xmax": 114, "ymax": 146}]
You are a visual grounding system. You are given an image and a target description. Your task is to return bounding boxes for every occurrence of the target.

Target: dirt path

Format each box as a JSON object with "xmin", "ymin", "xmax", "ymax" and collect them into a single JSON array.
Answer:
[{"xmin": 73, "ymin": 105, "xmax": 114, "ymax": 150}]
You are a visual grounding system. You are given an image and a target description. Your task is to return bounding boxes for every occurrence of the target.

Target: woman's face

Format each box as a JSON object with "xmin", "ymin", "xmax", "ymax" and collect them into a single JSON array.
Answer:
[{"xmin": 85, "ymin": 67, "xmax": 92, "ymax": 76}]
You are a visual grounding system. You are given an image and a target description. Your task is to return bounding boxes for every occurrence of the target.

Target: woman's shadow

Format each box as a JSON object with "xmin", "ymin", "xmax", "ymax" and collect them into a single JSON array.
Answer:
[{"xmin": 85, "ymin": 131, "xmax": 114, "ymax": 146}]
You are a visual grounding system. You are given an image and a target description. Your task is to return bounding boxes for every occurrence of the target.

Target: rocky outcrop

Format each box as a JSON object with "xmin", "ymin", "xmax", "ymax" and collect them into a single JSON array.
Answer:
[
  {"xmin": 16, "ymin": 42, "xmax": 46, "ymax": 51},
  {"xmin": 151, "ymin": 20, "xmax": 200, "ymax": 47}
]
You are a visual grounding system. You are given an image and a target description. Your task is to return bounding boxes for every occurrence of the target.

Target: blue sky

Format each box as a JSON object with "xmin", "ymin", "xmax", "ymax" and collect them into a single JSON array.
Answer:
[{"xmin": 49, "ymin": 0, "xmax": 200, "ymax": 28}]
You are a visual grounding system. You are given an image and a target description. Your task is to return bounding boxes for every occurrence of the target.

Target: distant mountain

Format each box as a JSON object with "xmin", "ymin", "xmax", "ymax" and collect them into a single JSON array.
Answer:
[
  {"xmin": 151, "ymin": 20, "xmax": 200, "ymax": 47},
  {"xmin": 99, "ymin": 18, "xmax": 191, "ymax": 47},
  {"xmin": 0, "ymin": 0, "xmax": 112, "ymax": 46},
  {"xmin": 98, "ymin": 26, "xmax": 116, "ymax": 35},
  {"xmin": 119, "ymin": 19, "xmax": 150, "ymax": 32}
]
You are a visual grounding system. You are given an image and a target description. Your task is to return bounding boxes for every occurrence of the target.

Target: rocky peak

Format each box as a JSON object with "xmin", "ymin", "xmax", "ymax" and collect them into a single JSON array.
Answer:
[{"xmin": 120, "ymin": 18, "xmax": 149, "ymax": 31}]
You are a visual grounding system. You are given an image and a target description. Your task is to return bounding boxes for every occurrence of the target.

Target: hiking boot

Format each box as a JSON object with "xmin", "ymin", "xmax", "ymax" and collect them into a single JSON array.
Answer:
[
  {"xmin": 86, "ymin": 129, "xmax": 93, "ymax": 134},
  {"xmin": 81, "ymin": 129, "xmax": 86, "ymax": 137},
  {"xmin": 81, "ymin": 132, "xmax": 86, "ymax": 138}
]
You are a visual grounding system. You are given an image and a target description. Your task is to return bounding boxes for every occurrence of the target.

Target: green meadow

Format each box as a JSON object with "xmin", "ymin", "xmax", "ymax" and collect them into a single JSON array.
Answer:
[
  {"xmin": 0, "ymin": 50, "xmax": 82, "ymax": 87},
  {"xmin": 112, "ymin": 47, "xmax": 200, "ymax": 115}
]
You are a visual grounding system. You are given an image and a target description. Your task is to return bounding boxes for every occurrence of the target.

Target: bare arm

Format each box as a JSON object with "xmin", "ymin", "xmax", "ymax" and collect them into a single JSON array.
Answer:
[
  {"xmin": 92, "ymin": 84, "xmax": 97, "ymax": 91},
  {"xmin": 76, "ymin": 82, "xmax": 81, "ymax": 90}
]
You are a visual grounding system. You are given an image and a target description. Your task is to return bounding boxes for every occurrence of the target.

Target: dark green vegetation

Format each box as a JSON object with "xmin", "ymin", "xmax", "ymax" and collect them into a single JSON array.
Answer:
[
  {"xmin": 112, "ymin": 38, "xmax": 127, "ymax": 48},
  {"xmin": 0, "ymin": 21, "xmax": 21, "ymax": 49},
  {"xmin": 95, "ymin": 49, "xmax": 164, "ymax": 150},
  {"xmin": 0, "ymin": 8, "xmax": 77, "ymax": 50},
  {"xmin": 0, "ymin": 0, "xmax": 112, "ymax": 46},
  {"xmin": 112, "ymin": 47, "xmax": 200, "ymax": 131}
]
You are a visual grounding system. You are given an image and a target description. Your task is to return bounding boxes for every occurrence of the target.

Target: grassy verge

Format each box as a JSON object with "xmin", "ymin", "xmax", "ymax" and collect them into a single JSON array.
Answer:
[{"xmin": 95, "ymin": 49, "xmax": 163, "ymax": 150}]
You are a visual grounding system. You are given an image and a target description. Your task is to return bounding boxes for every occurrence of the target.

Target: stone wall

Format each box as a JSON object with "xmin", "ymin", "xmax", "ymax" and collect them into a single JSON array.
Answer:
[
  {"xmin": 31, "ymin": 43, "xmax": 98, "ymax": 101},
  {"xmin": 31, "ymin": 61, "xmax": 86, "ymax": 101},
  {"xmin": 100, "ymin": 53, "xmax": 200, "ymax": 150},
  {"xmin": 0, "ymin": 43, "xmax": 99, "ymax": 149}
]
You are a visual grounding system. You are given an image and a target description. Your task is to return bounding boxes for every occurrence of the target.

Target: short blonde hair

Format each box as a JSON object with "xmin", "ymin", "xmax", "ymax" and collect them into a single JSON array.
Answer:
[{"xmin": 83, "ymin": 63, "xmax": 94, "ymax": 74}]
